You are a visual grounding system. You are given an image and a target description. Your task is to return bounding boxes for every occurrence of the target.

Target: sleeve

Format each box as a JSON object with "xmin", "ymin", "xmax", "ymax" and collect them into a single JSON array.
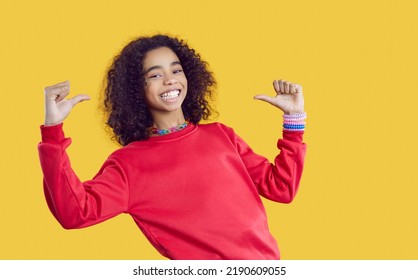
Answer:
[
  {"xmin": 37, "ymin": 123, "xmax": 129, "ymax": 229},
  {"xmin": 234, "ymin": 129, "xmax": 307, "ymax": 203}
]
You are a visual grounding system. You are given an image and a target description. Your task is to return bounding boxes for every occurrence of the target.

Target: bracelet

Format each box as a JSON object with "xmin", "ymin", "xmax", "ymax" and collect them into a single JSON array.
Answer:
[
  {"xmin": 283, "ymin": 128, "xmax": 306, "ymax": 131},
  {"xmin": 283, "ymin": 121, "xmax": 306, "ymax": 125},
  {"xmin": 283, "ymin": 124, "xmax": 305, "ymax": 129},
  {"xmin": 283, "ymin": 112, "xmax": 307, "ymax": 120},
  {"xmin": 283, "ymin": 112, "xmax": 306, "ymax": 131}
]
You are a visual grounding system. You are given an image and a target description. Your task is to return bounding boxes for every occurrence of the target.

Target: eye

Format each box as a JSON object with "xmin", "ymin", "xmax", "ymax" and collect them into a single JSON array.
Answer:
[
  {"xmin": 149, "ymin": 73, "xmax": 162, "ymax": 79},
  {"xmin": 173, "ymin": 69, "xmax": 183, "ymax": 74}
]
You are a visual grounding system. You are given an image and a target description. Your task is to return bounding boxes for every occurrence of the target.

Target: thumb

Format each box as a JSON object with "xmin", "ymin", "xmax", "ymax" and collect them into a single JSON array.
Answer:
[
  {"xmin": 70, "ymin": 94, "xmax": 91, "ymax": 106},
  {"xmin": 253, "ymin": 94, "xmax": 276, "ymax": 105}
]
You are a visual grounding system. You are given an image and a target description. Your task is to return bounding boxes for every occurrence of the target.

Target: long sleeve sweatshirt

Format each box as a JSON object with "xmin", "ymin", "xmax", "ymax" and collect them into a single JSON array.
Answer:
[{"xmin": 38, "ymin": 122, "xmax": 306, "ymax": 260}]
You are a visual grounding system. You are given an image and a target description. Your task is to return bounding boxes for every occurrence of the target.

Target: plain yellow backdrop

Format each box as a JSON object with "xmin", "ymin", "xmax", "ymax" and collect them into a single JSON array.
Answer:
[{"xmin": 1, "ymin": 0, "xmax": 417, "ymax": 259}]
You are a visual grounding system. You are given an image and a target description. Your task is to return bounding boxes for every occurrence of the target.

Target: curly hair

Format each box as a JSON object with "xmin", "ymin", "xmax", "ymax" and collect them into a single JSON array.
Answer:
[{"xmin": 101, "ymin": 34, "xmax": 216, "ymax": 146}]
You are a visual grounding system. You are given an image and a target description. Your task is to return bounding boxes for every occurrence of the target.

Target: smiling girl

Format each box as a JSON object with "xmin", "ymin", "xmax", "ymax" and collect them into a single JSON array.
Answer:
[{"xmin": 38, "ymin": 34, "xmax": 307, "ymax": 260}]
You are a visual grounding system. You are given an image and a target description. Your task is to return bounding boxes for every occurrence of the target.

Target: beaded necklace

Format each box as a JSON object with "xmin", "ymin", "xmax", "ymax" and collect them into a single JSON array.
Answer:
[{"xmin": 148, "ymin": 121, "xmax": 190, "ymax": 137}]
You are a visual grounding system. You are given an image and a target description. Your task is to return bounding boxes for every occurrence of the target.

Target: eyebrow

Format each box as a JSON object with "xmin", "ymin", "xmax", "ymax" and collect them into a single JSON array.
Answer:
[{"xmin": 143, "ymin": 61, "xmax": 182, "ymax": 75}]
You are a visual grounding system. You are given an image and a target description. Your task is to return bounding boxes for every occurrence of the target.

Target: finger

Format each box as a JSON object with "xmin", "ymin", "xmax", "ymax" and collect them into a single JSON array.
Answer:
[
  {"xmin": 45, "ymin": 81, "xmax": 70, "ymax": 101},
  {"xmin": 278, "ymin": 80, "xmax": 285, "ymax": 93},
  {"xmin": 294, "ymin": 84, "xmax": 303, "ymax": 94},
  {"xmin": 289, "ymin": 83, "xmax": 297, "ymax": 94},
  {"xmin": 44, "ymin": 80, "xmax": 70, "ymax": 91},
  {"xmin": 273, "ymin": 80, "xmax": 281, "ymax": 95},
  {"xmin": 55, "ymin": 86, "xmax": 70, "ymax": 102},
  {"xmin": 44, "ymin": 86, "xmax": 70, "ymax": 103},
  {"xmin": 284, "ymin": 81, "xmax": 290, "ymax": 94},
  {"xmin": 69, "ymin": 94, "xmax": 91, "ymax": 107}
]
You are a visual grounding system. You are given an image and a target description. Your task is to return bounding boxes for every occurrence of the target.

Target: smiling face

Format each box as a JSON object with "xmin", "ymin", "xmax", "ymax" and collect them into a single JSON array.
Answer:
[{"xmin": 142, "ymin": 47, "xmax": 188, "ymax": 121}]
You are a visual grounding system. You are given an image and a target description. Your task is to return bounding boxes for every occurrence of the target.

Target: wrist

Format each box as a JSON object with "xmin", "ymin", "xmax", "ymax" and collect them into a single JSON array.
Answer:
[
  {"xmin": 44, "ymin": 122, "xmax": 62, "ymax": 127},
  {"xmin": 44, "ymin": 119, "xmax": 63, "ymax": 127},
  {"xmin": 283, "ymin": 112, "xmax": 307, "ymax": 132},
  {"xmin": 283, "ymin": 110, "xmax": 305, "ymax": 115}
]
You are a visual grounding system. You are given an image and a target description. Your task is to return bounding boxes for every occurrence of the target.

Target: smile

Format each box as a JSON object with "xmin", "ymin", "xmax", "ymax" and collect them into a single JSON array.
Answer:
[{"xmin": 160, "ymin": 90, "xmax": 180, "ymax": 101}]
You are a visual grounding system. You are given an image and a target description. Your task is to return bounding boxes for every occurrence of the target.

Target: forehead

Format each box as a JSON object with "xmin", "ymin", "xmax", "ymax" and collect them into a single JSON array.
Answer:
[{"xmin": 143, "ymin": 47, "xmax": 180, "ymax": 68}]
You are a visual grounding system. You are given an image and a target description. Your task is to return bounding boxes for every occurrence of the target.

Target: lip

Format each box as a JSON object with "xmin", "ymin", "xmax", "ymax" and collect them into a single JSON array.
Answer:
[{"xmin": 159, "ymin": 88, "xmax": 182, "ymax": 95}]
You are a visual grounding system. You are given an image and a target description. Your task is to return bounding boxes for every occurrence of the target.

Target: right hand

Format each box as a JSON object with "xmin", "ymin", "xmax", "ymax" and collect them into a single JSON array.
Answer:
[
  {"xmin": 254, "ymin": 79, "xmax": 304, "ymax": 115},
  {"xmin": 44, "ymin": 81, "xmax": 90, "ymax": 126}
]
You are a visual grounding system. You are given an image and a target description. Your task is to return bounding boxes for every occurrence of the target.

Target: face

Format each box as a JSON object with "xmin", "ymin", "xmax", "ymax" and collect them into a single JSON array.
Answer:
[{"xmin": 142, "ymin": 47, "xmax": 188, "ymax": 117}]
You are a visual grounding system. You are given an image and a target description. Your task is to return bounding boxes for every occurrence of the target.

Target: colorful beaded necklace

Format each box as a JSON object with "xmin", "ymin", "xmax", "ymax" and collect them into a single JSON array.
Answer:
[{"xmin": 148, "ymin": 121, "xmax": 190, "ymax": 137}]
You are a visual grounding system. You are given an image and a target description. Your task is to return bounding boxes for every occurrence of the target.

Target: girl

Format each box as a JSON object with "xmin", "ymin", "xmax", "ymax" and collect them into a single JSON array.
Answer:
[{"xmin": 39, "ymin": 34, "xmax": 306, "ymax": 260}]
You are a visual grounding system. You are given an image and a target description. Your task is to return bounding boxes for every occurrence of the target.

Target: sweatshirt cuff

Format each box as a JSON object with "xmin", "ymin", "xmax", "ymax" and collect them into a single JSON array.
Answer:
[
  {"xmin": 40, "ymin": 123, "xmax": 65, "ymax": 143},
  {"xmin": 282, "ymin": 130, "xmax": 304, "ymax": 143}
]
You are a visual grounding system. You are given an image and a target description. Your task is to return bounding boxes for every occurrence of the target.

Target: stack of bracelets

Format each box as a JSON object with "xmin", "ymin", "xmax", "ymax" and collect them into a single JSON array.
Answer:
[{"xmin": 283, "ymin": 112, "xmax": 307, "ymax": 132}]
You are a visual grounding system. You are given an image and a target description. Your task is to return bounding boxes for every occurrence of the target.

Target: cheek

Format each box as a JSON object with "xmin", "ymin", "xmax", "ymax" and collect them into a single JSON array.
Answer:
[
  {"xmin": 143, "ymin": 86, "xmax": 154, "ymax": 103},
  {"xmin": 182, "ymin": 76, "xmax": 188, "ymax": 89}
]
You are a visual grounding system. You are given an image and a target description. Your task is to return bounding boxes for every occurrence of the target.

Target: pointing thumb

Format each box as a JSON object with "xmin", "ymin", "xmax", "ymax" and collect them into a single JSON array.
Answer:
[
  {"xmin": 70, "ymin": 94, "xmax": 91, "ymax": 106},
  {"xmin": 254, "ymin": 94, "xmax": 275, "ymax": 104}
]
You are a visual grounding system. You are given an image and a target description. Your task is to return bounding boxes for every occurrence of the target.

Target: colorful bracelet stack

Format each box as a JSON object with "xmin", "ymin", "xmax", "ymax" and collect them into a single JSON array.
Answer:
[{"xmin": 283, "ymin": 112, "xmax": 307, "ymax": 131}]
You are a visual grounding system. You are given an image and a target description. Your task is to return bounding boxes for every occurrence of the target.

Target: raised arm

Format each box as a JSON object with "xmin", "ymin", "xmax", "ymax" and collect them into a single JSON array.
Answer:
[
  {"xmin": 243, "ymin": 79, "xmax": 307, "ymax": 202},
  {"xmin": 39, "ymin": 81, "xmax": 128, "ymax": 229}
]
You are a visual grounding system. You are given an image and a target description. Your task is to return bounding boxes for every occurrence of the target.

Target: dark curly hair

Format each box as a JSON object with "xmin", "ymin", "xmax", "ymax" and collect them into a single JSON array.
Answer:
[{"xmin": 100, "ymin": 34, "xmax": 216, "ymax": 146}]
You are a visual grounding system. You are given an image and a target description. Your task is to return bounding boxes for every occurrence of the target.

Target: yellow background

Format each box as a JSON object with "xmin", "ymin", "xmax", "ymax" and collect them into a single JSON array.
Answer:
[{"xmin": 1, "ymin": 0, "xmax": 417, "ymax": 259}]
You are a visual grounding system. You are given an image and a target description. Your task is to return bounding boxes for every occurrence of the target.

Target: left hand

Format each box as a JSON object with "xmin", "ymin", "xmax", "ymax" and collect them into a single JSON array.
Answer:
[{"xmin": 254, "ymin": 79, "xmax": 304, "ymax": 114}]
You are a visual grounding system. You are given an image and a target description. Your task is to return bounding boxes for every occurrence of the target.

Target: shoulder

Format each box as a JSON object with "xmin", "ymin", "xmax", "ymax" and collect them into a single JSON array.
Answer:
[
  {"xmin": 197, "ymin": 122, "xmax": 235, "ymax": 134},
  {"xmin": 106, "ymin": 141, "xmax": 148, "ymax": 161},
  {"xmin": 197, "ymin": 122, "xmax": 239, "ymax": 144}
]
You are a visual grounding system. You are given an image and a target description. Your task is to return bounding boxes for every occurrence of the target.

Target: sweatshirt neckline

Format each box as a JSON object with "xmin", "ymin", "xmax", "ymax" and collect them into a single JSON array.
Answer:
[{"xmin": 145, "ymin": 123, "xmax": 198, "ymax": 142}]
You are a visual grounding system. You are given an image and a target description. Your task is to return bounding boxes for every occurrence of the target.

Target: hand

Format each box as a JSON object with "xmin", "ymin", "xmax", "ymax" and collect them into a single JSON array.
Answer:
[
  {"xmin": 254, "ymin": 79, "xmax": 304, "ymax": 114},
  {"xmin": 44, "ymin": 81, "xmax": 90, "ymax": 126}
]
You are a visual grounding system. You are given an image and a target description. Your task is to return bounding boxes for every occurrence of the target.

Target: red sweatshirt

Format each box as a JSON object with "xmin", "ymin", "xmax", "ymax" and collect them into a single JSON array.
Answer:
[{"xmin": 38, "ymin": 122, "xmax": 306, "ymax": 260}]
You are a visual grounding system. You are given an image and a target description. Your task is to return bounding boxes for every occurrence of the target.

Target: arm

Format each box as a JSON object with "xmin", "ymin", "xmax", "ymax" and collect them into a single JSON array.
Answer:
[
  {"xmin": 39, "ymin": 81, "xmax": 128, "ymax": 229},
  {"xmin": 38, "ymin": 123, "xmax": 129, "ymax": 229},
  {"xmin": 234, "ymin": 129, "xmax": 306, "ymax": 203},
  {"xmin": 248, "ymin": 79, "xmax": 307, "ymax": 202}
]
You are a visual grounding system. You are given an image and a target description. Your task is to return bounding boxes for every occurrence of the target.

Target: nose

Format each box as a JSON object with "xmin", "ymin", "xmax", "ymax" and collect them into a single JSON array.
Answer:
[{"xmin": 163, "ymin": 73, "xmax": 178, "ymax": 85}]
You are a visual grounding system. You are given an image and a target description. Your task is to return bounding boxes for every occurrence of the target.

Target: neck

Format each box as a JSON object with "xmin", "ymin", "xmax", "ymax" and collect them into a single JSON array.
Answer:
[{"xmin": 151, "ymin": 111, "xmax": 186, "ymax": 130}]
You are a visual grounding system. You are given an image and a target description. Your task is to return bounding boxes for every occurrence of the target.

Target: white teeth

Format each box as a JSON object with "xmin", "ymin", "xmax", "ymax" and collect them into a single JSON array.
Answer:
[{"xmin": 160, "ymin": 90, "xmax": 180, "ymax": 100}]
